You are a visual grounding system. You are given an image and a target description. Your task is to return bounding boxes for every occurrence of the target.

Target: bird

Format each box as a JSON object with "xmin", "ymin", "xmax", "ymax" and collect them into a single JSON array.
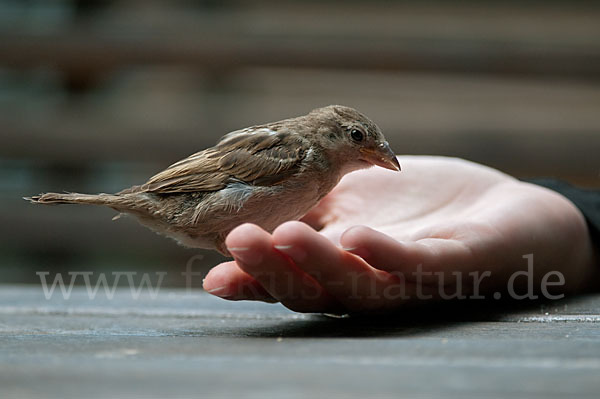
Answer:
[{"xmin": 25, "ymin": 105, "xmax": 400, "ymax": 256}]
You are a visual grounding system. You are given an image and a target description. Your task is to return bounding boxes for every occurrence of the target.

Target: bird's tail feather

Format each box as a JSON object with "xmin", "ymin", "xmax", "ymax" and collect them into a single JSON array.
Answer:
[{"xmin": 24, "ymin": 192, "xmax": 120, "ymax": 206}]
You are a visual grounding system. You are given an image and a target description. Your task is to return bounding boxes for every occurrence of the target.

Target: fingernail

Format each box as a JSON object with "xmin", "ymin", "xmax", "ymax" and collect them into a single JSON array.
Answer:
[
  {"xmin": 227, "ymin": 247, "xmax": 262, "ymax": 266},
  {"xmin": 274, "ymin": 244, "xmax": 307, "ymax": 262},
  {"xmin": 343, "ymin": 246, "xmax": 370, "ymax": 259},
  {"xmin": 205, "ymin": 285, "xmax": 231, "ymax": 298},
  {"xmin": 205, "ymin": 285, "xmax": 229, "ymax": 295}
]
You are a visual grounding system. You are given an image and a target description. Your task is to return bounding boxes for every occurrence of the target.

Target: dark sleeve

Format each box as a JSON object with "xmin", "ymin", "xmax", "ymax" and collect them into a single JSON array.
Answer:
[{"xmin": 526, "ymin": 178, "xmax": 600, "ymax": 247}]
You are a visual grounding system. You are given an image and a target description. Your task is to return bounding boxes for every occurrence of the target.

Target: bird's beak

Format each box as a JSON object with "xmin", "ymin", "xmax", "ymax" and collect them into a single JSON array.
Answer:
[{"xmin": 359, "ymin": 142, "xmax": 401, "ymax": 171}]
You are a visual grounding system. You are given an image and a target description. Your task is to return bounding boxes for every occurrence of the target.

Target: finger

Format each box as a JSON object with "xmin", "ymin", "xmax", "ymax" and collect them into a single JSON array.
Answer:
[
  {"xmin": 272, "ymin": 221, "xmax": 398, "ymax": 311},
  {"xmin": 340, "ymin": 226, "xmax": 475, "ymax": 280},
  {"xmin": 225, "ymin": 223, "xmax": 339, "ymax": 313},
  {"xmin": 203, "ymin": 261, "xmax": 276, "ymax": 303}
]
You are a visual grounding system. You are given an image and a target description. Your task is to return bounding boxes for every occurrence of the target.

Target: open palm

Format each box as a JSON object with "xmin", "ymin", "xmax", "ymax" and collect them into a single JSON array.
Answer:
[{"xmin": 203, "ymin": 156, "xmax": 595, "ymax": 313}]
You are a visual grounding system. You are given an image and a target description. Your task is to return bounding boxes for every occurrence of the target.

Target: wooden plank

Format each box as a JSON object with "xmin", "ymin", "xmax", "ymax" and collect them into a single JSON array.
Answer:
[
  {"xmin": 3, "ymin": 31, "xmax": 599, "ymax": 79},
  {"xmin": 2, "ymin": 70, "xmax": 599, "ymax": 169},
  {"xmin": 2, "ymin": 2, "xmax": 600, "ymax": 79},
  {"xmin": 1, "ymin": 286, "xmax": 599, "ymax": 398}
]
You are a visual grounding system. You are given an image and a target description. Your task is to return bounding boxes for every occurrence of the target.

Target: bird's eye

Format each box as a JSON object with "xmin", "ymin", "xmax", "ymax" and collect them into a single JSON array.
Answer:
[{"xmin": 350, "ymin": 129, "xmax": 364, "ymax": 142}]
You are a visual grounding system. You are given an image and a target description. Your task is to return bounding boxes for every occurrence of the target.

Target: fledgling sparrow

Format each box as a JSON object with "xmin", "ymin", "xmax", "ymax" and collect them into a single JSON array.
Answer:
[{"xmin": 25, "ymin": 105, "xmax": 400, "ymax": 255}]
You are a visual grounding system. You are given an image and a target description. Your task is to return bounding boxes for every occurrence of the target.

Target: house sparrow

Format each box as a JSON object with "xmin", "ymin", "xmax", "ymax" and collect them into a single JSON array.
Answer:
[{"xmin": 25, "ymin": 105, "xmax": 400, "ymax": 255}]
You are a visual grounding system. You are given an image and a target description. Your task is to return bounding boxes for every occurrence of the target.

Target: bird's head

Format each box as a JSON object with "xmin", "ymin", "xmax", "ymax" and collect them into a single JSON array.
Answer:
[{"xmin": 308, "ymin": 105, "xmax": 400, "ymax": 172}]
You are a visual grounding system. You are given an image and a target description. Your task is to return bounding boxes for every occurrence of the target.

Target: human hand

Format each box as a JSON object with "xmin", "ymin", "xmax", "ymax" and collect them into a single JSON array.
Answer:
[{"xmin": 203, "ymin": 156, "xmax": 597, "ymax": 313}]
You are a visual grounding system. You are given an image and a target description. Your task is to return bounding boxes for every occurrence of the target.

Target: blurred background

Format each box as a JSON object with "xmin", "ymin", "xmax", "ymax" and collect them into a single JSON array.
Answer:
[{"xmin": 1, "ymin": 0, "xmax": 599, "ymax": 286}]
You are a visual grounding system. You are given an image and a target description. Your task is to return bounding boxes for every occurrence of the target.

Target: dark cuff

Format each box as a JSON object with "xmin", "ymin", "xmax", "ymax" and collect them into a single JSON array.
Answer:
[{"xmin": 526, "ymin": 178, "xmax": 600, "ymax": 248}]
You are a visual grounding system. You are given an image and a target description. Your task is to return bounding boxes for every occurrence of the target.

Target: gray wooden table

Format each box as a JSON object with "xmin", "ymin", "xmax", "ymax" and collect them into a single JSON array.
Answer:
[{"xmin": 1, "ymin": 285, "xmax": 599, "ymax": 398}]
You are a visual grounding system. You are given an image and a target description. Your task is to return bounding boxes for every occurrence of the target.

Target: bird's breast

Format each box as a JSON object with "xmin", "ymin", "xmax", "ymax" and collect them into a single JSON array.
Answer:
[{"xmin": 202, "ymin": 171, "xmax": 332, "ymax": 233}]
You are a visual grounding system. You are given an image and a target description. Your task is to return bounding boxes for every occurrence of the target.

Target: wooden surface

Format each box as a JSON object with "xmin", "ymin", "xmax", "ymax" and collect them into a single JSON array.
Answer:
[{"xmin": 1, "ymin": 285, "xmax": 600, "ymax": 398}]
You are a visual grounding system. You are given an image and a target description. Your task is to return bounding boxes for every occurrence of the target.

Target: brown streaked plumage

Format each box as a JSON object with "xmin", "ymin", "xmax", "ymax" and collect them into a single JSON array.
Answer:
[{"xmin": 25, "ymin": 105, "xmax": 400, "ymax": 255}]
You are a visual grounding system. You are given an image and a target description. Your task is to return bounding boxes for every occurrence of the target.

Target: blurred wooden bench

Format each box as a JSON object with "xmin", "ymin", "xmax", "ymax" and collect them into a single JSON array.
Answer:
[{"xmin": 1, "ymin": 0, "xmax": 599, "ymax": 281}]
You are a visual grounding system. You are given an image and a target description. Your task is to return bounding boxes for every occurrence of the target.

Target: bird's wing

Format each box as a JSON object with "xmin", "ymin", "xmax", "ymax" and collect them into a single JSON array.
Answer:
[{"xmin": 141, "ymin": 128, "xmax": 309, "ymax": 194}]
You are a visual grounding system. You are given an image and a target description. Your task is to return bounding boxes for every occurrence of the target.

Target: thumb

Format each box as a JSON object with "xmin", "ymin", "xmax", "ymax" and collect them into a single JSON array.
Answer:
[{"xmin": 340, "ymin": 226, "xmax": 476, "ymax": 278}]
